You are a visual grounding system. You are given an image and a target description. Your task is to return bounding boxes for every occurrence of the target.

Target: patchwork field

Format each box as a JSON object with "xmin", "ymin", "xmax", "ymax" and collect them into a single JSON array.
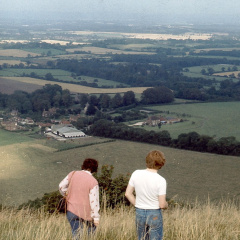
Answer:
[
  {"xmin": 0, "ymin": 77, "xmax": 41, "ymax": 94},
  {"xmin": 0, "ymin": 68, "xmax": 130, "ymax": 87},
  {"xmin": 0, "ymin": 129, "xmax": 239, "ymax": 207},
  {"xmin": 70, "ymin": 31, "xmax": 213, "ymax": 40},
  {"xmin": 0, "ymin": 49, "xmax": 40, "ymax": 57},
  {"xmin": 183, "ymin": 64, "xmax": 237, "ymax": 81},
  {"xmin": 0, "ymin": 60, "xmax": 26, "ymax": 65},
  {"xmin": 140, "ymin": 101, "xmax": 240, "ymax": 140},
  {"xmin": 67, "ymin": 46, "xmax": 155, "ymax": 55},
  {"xmin": 0, "ymin": 77, "xmax": 148, "ymax": 94}
]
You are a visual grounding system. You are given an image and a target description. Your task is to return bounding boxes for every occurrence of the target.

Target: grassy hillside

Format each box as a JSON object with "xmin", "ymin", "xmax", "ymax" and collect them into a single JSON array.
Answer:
[
  {"xmin": 0, "ymin": 129, "xmax": 240, "ymax": 206},
  {"xmin": 0, "ymin": 200, "xmax": 239, "ymax": 240}
]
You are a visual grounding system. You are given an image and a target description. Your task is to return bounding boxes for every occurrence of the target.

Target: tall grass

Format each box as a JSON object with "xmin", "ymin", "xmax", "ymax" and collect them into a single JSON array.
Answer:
[{"xmin": 1, "ymin": 200, "xmax": 239, "ymax": 240}]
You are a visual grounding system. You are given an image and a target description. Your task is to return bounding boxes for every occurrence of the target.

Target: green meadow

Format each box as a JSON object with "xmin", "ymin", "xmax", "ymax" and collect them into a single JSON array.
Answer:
[
  {"xmin": 182, "ymin": 64, "xmax": 238, "ymax": 81},
  {"xmin": 136, "ymin": 101, "xmax": 240, "ymax": 141},
  {"xmin": 0, "ymin": 129, "xmax": 32, "ymax": 146},
  {"xmin": 0, "ymin": 69, "xmax": 128, "ymax": 87}
]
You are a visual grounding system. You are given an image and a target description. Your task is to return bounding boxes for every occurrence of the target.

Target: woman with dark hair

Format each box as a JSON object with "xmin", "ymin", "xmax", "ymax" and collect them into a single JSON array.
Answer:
[
  {"xmin": 59, "ymin": 158, "xmax": 100, "ymax": 239},
  {"xmin": 125, "ymin": 150, "xmax": 168, "ymax": 240}
]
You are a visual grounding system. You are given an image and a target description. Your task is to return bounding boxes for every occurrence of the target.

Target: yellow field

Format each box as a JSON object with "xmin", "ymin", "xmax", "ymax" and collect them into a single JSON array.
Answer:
[
  {"xmin": 67, "ymin": 46, "xmax": 155, "ymax": 55},
  {"xmin": 195, "ymin": 47, "xmax": 240, "ymax": 53},
  {"xmin": 0, "ymin": 60, "xmax": 26, "ymax": 65},
  {"xmin": 70, "ymin": 31, "xmax": 213, "ymax": 40},
  {"xmin": 0, "ymin": 40, "xmax": 29, "ymax": 44},
  {"xmin": 3, "ymin": 77, "xmax": 149, "ymax": 94},
  {"xmin": 213, "ymin": 71, "xmax": 240, "ymax": 77},
  {"xmin": 0, "ymin": 49, "xmax": 40, "ymax": 57},
  {"xmin": 40, "ymin": 40, "xmax": 83, "ymax": 45}
]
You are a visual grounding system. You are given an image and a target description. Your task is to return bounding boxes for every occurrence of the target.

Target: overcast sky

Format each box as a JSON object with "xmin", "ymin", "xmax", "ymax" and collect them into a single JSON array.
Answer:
[{"xmin": 1, "ymin": 0, "xmax": 240, "ymax": 24}]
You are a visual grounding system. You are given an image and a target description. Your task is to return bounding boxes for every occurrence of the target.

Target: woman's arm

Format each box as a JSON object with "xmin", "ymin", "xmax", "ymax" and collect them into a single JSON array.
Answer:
[
  {"xmin": 59, "ymin": 175, "xmax": 69, "ymax": 196},
  {"xmin": 89, "ymin": 184, "xmax": 100, "ymax": 226},
  {"xmin": 125, "ymin": 184, "xmax": 136, "ymax": 206}
]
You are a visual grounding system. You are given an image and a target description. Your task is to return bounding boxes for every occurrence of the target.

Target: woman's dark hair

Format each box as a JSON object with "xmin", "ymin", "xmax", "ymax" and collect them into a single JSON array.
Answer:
[{"xmin": 82, "ymin": 158, "xmax": 98, "ymax": 173}]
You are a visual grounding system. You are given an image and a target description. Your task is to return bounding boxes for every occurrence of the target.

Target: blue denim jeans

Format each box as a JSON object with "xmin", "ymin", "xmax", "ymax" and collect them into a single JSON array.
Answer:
[
  {"xmin": 66, "ymin": 211, "xmax": 96, "ymax": 240},
  {"xmin": 135, "ymin": 208, "xmax": 163, "ymax": 240}
]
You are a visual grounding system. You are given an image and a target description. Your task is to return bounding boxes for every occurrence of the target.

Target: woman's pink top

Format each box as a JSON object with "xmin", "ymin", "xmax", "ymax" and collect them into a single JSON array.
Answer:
[{"xmin": 59, "ymin": 170, "xmax": 100, "ymax": 221}]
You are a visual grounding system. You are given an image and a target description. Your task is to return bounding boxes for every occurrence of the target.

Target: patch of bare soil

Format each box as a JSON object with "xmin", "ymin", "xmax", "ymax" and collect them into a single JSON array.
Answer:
[{"xmin": 0, "ymin": 77, "xmax": 41, "ymax": 94}]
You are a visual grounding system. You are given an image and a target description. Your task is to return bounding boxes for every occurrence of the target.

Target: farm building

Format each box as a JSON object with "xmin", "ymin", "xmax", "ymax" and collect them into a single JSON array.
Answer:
[
  {"xmin": 145, "ymin": 116, "xmax": 168, "ymax": 126},
  {"xmin": 145, "ymin": 115, "xmax": 182, "ymax": 126},
  {"xmin": 51, "ymin": 124, "xmax": 86, "ymax": 138}
]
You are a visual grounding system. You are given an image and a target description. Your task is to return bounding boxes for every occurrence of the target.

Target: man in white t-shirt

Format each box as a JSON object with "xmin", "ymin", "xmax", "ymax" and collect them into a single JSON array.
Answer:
[{"xmin": 125, "ymin": 150, "xmax": 168, "ymax": 240}]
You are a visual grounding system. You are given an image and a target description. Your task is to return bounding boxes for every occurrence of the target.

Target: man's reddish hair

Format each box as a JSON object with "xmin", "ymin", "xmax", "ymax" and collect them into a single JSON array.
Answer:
[{"xmin": 146, "ymin": 150, "xmax": 165, "ymax": 170}]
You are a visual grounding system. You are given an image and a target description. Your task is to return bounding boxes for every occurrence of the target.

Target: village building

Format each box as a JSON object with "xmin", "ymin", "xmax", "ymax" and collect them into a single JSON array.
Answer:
[
  {"xmin": 59, "ymin": 119, "xmax": 71, "ymax": 125},
  {"xmin": 10, "ymin": 110, "xmax": 18, "ymax": 116},
  {"xmin": 42, "ymin": 108, "xmax": 57, "ymax": 118},
  {"xmin": 145, "ymin": 115, "xmax": 182, "ymax": 126},
  {"xmin": 145, "ymin": 115, "xmax": 168, "ymax": 126},
  {"xmin": 38, "ymin": 122, "xmax": 52, "ymax": 131}
]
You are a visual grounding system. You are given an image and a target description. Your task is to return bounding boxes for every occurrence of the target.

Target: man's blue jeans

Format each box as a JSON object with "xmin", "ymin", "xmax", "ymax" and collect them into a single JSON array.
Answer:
[
  {"xmin": 66, "ymin": 211, "xmax": 96, "ymax": 240},
  {"xmin": 135, "ymin": 208, "xmax": 163, "ymax": 240}
]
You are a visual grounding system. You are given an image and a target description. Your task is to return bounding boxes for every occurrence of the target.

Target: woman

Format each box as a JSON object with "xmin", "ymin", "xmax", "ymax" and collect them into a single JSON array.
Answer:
[
  {"xmin": 125, "ymin": 150, "xmax": 168, "ymax": 240},
  {"xmin": 59, "ymin": 158, "xmax": 100, "ymax": 239}
]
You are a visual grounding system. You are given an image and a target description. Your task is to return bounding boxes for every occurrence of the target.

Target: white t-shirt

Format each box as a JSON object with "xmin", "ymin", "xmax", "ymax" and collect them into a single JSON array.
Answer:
[{"xmin": 129, "ymin": 169, "xmax": 167, "ymax": 209}]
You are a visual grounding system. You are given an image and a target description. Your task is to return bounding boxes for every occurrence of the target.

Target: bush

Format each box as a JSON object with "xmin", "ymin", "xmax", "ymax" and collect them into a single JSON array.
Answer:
[{"xmin": 18, "ymin": 165, "xmax": 130, "ymax": 213}]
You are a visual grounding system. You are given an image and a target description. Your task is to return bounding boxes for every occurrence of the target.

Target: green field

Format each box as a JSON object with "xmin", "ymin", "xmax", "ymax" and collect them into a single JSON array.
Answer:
[
  {"xmin": 24, "ymin": 48, "xmax": 66, "ymax": 55},
  {"xmin": 0, "ymin": 69, "xmax": 128, "ymax": 87},
  {"xmin": 183, "ymin": 64, "xmax": 239, "ymax": 81},
  {"xmin": 0, "ymin": 68, "xmax": 72, "ymax": 78},
  {"xmin": 135, "ymin": 101, "xmax": 240, "ymax": 141},
  {"xmin": 0, "ymin": 128, "xmax": 32, "ymax": 146},
  {"xmin": 0, "ymin": 129, "xmax": 240, "ymax": 207}
]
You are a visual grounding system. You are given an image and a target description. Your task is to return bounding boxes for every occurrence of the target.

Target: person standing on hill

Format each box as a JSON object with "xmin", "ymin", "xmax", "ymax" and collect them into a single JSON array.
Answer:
[
  {"xmin": 125, "ymin": 150, "xmax": 168, "ymax": 240},
  {"xmin": 59, "ymin": 158, "xmax": 100, "ymax": 240}
]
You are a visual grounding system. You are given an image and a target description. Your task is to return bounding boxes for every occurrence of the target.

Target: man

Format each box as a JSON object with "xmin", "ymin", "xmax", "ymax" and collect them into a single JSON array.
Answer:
[{"xmin": 125, "ymin": 150, "xmax": 168, "ymax": 240}]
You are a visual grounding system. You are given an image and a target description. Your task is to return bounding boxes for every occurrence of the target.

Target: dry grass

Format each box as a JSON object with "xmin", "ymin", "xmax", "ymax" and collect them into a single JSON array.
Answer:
[{"xmin": 0, "ymin": 200, "xmax": 239, "ymax": 240}]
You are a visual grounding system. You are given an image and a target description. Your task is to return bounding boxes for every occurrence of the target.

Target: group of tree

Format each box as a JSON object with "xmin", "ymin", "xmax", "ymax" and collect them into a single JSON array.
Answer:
[
  {"xmin": 87, "ymin": 119, "xmax": 240, "ymax": 157},
  {"xmin": 77, "ymin": 86, "xmax": 174, "ymax": 115},
  {"xmin": 0, "ymin": 84, "xmax": 73, "ymax": 115},
  {"xmin": 0, "ymin": 84, "xmax": 174, "ymax": 122}
]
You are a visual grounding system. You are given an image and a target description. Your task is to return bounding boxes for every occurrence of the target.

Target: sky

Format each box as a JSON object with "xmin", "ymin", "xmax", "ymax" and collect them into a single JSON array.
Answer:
[{"xmin": 1, "ymin": 0, "xmax": 240, "ymax": 25}]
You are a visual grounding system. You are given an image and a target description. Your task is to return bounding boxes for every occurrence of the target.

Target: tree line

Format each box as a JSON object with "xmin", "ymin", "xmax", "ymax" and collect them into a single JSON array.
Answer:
[
  {"xmin": 0, "ymin": 84, "xmax": 174, "ymax": 118},
  {"xmin": 87, "ymin": 119, "xmax": 240, "ymax": 157}
]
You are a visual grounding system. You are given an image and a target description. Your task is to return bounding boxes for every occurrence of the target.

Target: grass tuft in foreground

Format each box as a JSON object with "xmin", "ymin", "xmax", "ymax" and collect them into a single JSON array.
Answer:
[{"xmin": 0, "ymin": 200, "xmax": 239, "ymax": 240}]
